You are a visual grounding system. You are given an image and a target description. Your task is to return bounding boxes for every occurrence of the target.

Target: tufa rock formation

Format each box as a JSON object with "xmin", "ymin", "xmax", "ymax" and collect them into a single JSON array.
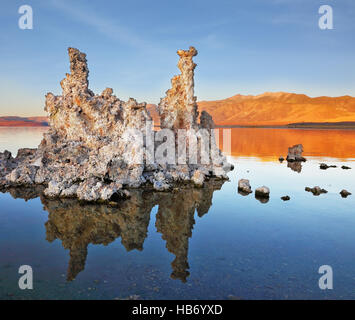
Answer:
[
  {"xmin": 0, "ymin": 47, "xmax": 232, "ymax": 201},
  {"xmin": 286, "ymin": 144, "xmax": 306, "ymax": 162}
]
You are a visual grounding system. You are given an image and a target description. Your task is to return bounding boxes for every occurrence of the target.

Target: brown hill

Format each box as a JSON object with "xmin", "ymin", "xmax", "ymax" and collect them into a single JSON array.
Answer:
[
  {"xmin": 197, "ymin": 92, "xmax": 355, "ymax": 126},
  {"xmin": 3, "ymin": 92, "xmax": 355, "ymax": 127}
]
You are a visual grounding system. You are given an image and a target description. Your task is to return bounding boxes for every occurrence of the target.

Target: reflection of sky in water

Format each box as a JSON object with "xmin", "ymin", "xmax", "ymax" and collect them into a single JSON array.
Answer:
[
  {"xmin": 0, "ymin": 128, "xmax": 355, "ymax": 299},
  {"xmin": 0, "ymin": 127, "xmax": 48, "ymax": 155}
]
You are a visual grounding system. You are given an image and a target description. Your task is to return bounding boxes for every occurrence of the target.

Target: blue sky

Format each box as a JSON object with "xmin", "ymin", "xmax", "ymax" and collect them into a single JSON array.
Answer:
[{"xmin": 0, "ymin": 0, "xmax": 355, "ymax": 116}]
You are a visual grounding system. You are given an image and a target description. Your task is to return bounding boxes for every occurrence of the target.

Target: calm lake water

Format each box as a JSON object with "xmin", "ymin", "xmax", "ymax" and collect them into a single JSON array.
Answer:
[{"xmin": 0, "ymin": 127, "xmax": 355, "ymax": 300}]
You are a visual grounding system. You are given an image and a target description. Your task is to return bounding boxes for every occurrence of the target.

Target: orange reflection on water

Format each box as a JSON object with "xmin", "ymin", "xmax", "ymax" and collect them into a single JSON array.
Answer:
[{"xmin": 220, "ymin": 128, "xmax": 355, "ymax": 161}]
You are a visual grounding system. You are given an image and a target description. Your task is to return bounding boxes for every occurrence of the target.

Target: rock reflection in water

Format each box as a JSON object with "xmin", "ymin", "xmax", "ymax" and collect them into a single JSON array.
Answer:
[
  {"xmin": 4, "ymin": 180, "xmax": 224, "ymax": 282},
  {"xmin": 287, "ymin": 161, "xmax": 303, "ymax": 173}
]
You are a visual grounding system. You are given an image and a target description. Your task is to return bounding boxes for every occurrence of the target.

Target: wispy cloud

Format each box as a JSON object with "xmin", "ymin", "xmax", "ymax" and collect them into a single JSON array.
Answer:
[{"xmin": 48, "ymin": 0, "xmax": 154, "ymax": 50}]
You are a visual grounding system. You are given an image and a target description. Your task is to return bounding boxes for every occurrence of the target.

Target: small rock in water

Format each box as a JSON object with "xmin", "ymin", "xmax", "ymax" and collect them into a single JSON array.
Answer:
[
  {"xmin": 255, "ymin": 186, "xmax": 270, "ymax": 198},
  {"xmin": 279, "ymin": 156, "xmax": 284, "ymax": 162},
  {"xmin": 305, "ymin": 186, "xmax": 328, "ymax": 196},
  {"xmin": 320, "ymin": 163, "xmax": 337, "ymax": 170},
  {"xmin": 238, "ymin": 179, "xmax": 252, "ymax": 196},
  {"xmin": 341, "ymin": 165, "xmax": 351, "ymax": 170},
  {"xmin": 286, "ymin": 144, "xmax": 306, "ymax": 162},
  {"xmin": 340, "ymin": 190, "xmax": 352, "ymax": 198},
  {"xmin": 281, "ymin": 196, "xmax": 290, "ymax": 201}
]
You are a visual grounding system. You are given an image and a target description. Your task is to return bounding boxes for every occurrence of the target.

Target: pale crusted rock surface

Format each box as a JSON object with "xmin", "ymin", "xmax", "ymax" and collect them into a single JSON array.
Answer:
[
  {"xmin": 191, "ymin": 170, "xmax": 205, "ymax": 187},
  {"xmin": 1, "ymin": 47, "xmax": 232, "ymax": 201},
  {"xmin": 158, "ymin": 46, "xmax": 199, "ymax": 131},
  {"xmin": 286, "ymin": 144, "xmax": 306, "ymax": 162},
  {"xmin": 238, "ymin": 179, "xmax": 252, "ymax": 195},
  {"xmin": 255, "ymin": 186, "xmax": 270, "ymax": 198}
]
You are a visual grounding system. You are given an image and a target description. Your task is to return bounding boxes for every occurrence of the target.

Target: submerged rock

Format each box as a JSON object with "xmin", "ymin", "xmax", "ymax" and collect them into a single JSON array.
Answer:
[
  {"xmin": 1, "ymin": 47, "xmax": 232, "ymax": 201},
  {"xmin": 305, "ymin": 186, "xmax": 328, "ymax": 196},
  {"xmin": 286, "ymin": 144, "xmax": 306, "ymax": 162},
  {"xmin": 340, "ymin": 189, "xmax": 352, "ymax": 198},
  {"xmin": 238, "ymin": 179, "xmax": 252, "ymax": 196}
]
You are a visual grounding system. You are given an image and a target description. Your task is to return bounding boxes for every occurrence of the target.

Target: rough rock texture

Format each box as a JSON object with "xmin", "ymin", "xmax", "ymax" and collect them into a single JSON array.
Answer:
[
  {"xmin": 255, "ymin": 186, "xmax": 270, "ymax": 198},
  {"xmin": 238, "ymin": 179, "xmax": 252, "ymax": 195},
  {"xmin": 158, "ymin": 47, "xmax": 199, "ymax": 130},
  {"xmin": 286, "ymin": 144, "xmax": 306, "ymax": 162},
  {"xmin": 0, "ymin": 47, "xmax": 232, "ymax": 201},
  {"xmin": 305, "ymin": 186, "xmax": 328, "ymax": 196}
]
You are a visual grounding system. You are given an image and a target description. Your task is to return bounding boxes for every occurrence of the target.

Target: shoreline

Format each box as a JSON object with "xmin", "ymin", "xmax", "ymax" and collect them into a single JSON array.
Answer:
[{"xmin": 216, "ymin": 123, "xmax": 355, "ymax": 130}]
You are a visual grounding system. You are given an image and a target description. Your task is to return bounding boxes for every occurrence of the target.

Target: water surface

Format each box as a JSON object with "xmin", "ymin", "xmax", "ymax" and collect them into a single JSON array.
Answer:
[{"xmin": 0, "ymin": 127, "xmax": 355, "ymax": 299}]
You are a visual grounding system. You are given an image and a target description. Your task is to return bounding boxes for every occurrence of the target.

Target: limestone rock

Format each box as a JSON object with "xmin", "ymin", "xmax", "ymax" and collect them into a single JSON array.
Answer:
[
  {"xmin": 255, "ymin": 186, "xmax": 270, "ymax": 198},
  {"xmin": 238, "ymin": 179, "xmax": 252, "ymax": 195},
  {"xmin": 191, "ymin": 170, "xmax": 205, "ymax": 187},
  {"xmin": 158, "ymin": 47, "xmax": 199, "ymax": 130},
  {"xmin": 2, "ymin": 47, "xmax": 232, "ymax": 201},
  {"xmin": 286, "ymin": 144, "xmax": 306, "ymax": 162}
]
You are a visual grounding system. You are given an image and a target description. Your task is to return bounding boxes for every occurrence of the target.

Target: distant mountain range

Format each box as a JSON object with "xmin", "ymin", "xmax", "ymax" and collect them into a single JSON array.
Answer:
[
  {"xmin": 2, "ymin": 92, "xmax": 355, "ymax": 127},
  {"xmin": 0, "ymin": 116, "xmax": 48, "ymax": 127},
  {"xmin": 197, "ymin": 92, "xmax": 355, "ymax": 126}
]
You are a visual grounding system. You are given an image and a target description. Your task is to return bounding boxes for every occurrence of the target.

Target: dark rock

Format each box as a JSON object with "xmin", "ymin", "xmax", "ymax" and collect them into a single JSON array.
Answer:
[
  {"xmin": 320, "ymin": 163, "xmax": 337, "ymax": 170},
  {"xmin": 340, "ymin": 190, "xmax": 352, "ymax": 198},
  {"xmin": 255, "ymin": 186, "xmax": 270, "ymax": 198},
  {"xmin": 341, "ymin": 165, "xmax": 351, "ymax": 170},
  {"xmin": 281, "ymin": 196, "xmax": 290, "ymax": 201},
  {"xmin": 305, "ymin": 186, "xmax": 328, "ymax": 196},
  {"xmin": 255, "ymin": 195, "xmax": 269, "ymax": 204}
]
